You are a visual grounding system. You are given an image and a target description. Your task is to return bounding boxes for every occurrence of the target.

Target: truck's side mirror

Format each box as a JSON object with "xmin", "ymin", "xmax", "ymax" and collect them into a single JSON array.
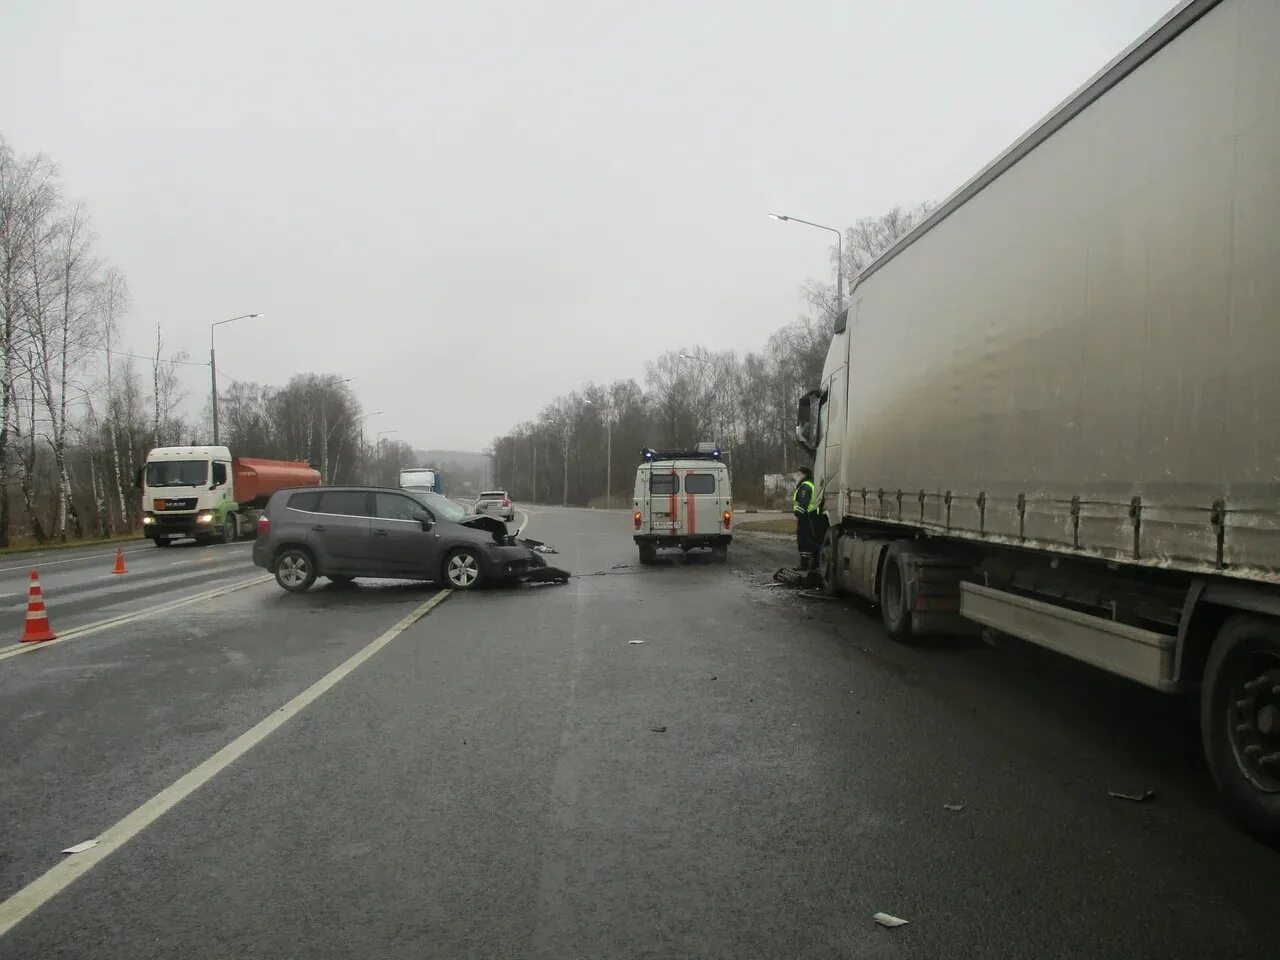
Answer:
[
  {"xmin": 796, "ymin": 390, "xmax": 821, "ymax": 453},
  {"xmin": 133, "ymin": 468, "xmax": 143, "ymax": 490}
]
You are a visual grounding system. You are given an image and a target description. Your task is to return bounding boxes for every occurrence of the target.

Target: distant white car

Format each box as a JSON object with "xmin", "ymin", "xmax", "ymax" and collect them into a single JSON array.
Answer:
[{"xmin": 473, "ymin": 490, "xmax": 515, "ymax": 522}]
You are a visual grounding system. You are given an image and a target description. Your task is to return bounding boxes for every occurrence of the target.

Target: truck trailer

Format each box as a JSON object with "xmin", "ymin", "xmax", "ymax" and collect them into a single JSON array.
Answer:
[
  {"xmin": 399, "ymin": 467, "xmax": 443, "ymax": 495},
  {"xmin": 797, "ymin": 0, "xmax": 1280, "ymax": 837},
  {"xmin": 141, "ymin": 446, "xmax": 320, "ymax": 545}
]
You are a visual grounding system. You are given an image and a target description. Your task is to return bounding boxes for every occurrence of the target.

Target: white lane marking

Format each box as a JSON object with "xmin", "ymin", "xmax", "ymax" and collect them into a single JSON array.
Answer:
[
  {"xmin": 0, "ymin": 546, "xmax": 149, "ymax": 575},
  {"xmin": 0, "ymin": 589, "xmax": 451, "ymax": 939},
  {"xmin": 0, "ymin": 576, "xmax": 272, "ymax": 663},
  {"xmin": 0, "ymin": 542, "xmax": 252, "ymax": 576},
  {"xmin": 515, "ymin": 510, "xmax": 530, "ymax": 537}
]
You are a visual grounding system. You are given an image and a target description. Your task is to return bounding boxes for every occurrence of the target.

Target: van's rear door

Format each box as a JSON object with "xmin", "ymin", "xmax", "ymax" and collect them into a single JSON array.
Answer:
[
  {"xmin": 681, "ymin": 467, "xmax": 724, "ymax": 538},
  {"xmin": 648, "ymin": 466, "xmax": 680, "ymax": 534}
]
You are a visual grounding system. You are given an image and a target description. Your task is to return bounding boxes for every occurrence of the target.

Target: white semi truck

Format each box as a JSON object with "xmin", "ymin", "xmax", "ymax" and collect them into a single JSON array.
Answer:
[
  {"xmin": 141, "ymin": 446, "xmax": 320, "ymax": 546},
  {"xmin": 798, "ymin": 0, "xmax": 1280, "ymax": 837}
]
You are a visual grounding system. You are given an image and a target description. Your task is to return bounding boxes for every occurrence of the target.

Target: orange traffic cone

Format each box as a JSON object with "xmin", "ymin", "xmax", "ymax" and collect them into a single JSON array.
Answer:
[
  {"xmin": 21, "ymin": 570, "xmax": 56, "ymax": 643},
  {"xmin": 111, "ymin": 548, "xmax": 127, "ymax": 575}
]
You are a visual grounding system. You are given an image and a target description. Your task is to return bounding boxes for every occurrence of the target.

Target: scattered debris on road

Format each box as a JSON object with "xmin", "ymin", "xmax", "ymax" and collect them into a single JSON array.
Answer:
[
  {"xmin": 61, "ymin": 839, "xmax": 99, "ymax": 855},
  {"xmin": 873, "ymin": 913, "xmax": 909, "ymax": 928},
  {"xmin": 797, "ymin": 591, "xmax": 840, "ymax": 601},
  {"xmin": 650, "ymin": 725, "xmax": 668, "ymax": 733},
  {"xmin": 943, "ymin": 803, "xmax": 965, "ymax": 812},
  {"xmin": 629, "ymin": 639, "xmax": 645, "ymax": 644},
  {"xmin": 523, "ymin": 565, "xmax": 571, "ymax": 585},
  {"xmin": 772, "ymin": 566, "xmax": 821, "ymax": 590},
  {"xmin": 1107, "ymin": 788, "xmax": 1156, "ymax": 803}
]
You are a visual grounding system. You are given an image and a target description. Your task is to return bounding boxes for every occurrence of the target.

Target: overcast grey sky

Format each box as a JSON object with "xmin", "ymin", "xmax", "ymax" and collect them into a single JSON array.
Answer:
[{"xmin": 3, "ymin": 0, "xmax": 1172, "ymax": 451}]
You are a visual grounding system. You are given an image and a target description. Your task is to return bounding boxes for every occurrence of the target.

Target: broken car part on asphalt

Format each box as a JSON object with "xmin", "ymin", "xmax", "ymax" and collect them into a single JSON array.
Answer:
[{"xmin": 457, "ymin": 515, "xmax": 571, "ymax": 585}]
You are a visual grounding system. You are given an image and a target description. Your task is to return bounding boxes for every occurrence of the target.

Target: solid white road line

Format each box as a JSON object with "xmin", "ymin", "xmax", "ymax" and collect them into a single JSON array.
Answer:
[
  {"xmin": 0, "ymin": 547, "xmax": 149, "ymax": 575},
  {"xmin": 0, "ymin": 575, "xmax": 272, "ymax": 663},
  {"xmin": 0, "ymin": 589, "xmax": 452, "ymax": 939},
  {"xmin": 0, "ymin": 541, "xmax": 252, "ymax": 576}
]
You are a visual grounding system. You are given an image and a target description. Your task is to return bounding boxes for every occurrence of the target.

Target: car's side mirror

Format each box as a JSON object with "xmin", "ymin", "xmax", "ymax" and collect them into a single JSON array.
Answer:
[{"xmin": 418, "ymin": 514, "xmax": 434, "ymax": 532}]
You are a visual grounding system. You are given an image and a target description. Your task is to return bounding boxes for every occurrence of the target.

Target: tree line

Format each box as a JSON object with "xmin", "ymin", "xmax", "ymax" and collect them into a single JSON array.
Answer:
[
  {"xmin": 489, "ymin": 202, "xmax": 934, "ymax": 508},
  {"xmin": 0, "ymin": 136, "xmax": 404, "ymax": 547}
]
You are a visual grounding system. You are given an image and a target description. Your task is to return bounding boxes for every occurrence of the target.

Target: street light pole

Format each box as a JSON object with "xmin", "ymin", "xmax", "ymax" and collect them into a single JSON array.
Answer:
[
  {"xmin": 769, "ymin": 213, "xmax": 843, "ymax": 313},
  {"xmin": 374, "ymin": 429, "xmax": 397, "ymax": 485},
  {"xmin": 584, "ymin": 399, "xmax": 615, "ymax": 509},
  {"xmin": 678, "ymin": 352, "xmax": 721, "ymax": 444},
  {"xmin": 210, "ymin": 312, "xmax": 263, "ymax": 445}
]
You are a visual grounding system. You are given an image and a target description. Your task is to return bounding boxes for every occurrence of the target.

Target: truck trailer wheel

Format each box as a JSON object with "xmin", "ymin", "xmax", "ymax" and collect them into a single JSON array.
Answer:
[
  {"xmin": 879, "ymin": 544, "xmax": 915, "ymax": 642},
  {"xmin": 638, "ymin": 543, "xmax": 657, "ymax": 565},
  {"xmin": 1201, "ymin": 615, "xmax": 1280, "ymax": 843}
]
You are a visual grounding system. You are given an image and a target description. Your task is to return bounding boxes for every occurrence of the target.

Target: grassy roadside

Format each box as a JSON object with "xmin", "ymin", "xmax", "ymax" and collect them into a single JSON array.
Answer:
[
  {"xmin": 0, "ymin": 532, "xmax": 144, "ymax": 558},
  {"xmin": 733, "ymin": 517, "xmax": 794, "ymax": 535}
]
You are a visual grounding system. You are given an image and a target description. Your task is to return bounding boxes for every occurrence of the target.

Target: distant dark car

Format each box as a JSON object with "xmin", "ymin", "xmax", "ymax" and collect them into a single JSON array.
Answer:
[{"xmin": 252, "ymin": 486, "xmax": 533, "ymax": 592}]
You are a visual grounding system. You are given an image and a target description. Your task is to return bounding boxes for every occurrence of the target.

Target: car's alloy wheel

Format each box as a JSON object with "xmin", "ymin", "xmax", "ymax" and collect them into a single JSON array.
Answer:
[
  {"xmin": 446, "ymin": 551, "xmax": 482, "ymax": 589},
  {"xmin": 275, "ymin": 549, "xmax": 316, "ymax": 593}
]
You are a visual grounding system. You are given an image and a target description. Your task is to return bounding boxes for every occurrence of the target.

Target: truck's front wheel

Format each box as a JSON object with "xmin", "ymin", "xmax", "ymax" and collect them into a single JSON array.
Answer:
[
  {"xmin": 1201, "ymin": 615, "xmax": 1280, "ymax": 843},
  {"xmin": 222, "ymin": 513, "xmax": 237, "ymax": 544}
]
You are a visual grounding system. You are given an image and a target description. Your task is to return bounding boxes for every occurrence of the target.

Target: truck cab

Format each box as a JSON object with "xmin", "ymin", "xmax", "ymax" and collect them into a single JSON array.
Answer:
[
  {"xmin": 141, "ymin": 446, "xmax": 237, "ymax": 546},
  {"xmin": 632, "ymin": 444, "xmax": 732, "ymax": 564}
]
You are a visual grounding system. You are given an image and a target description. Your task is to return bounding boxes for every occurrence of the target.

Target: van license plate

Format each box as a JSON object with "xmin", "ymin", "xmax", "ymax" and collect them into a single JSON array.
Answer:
[{"xmin": 653, "ymin": 521, "xmax": 679, "ymax": 529}]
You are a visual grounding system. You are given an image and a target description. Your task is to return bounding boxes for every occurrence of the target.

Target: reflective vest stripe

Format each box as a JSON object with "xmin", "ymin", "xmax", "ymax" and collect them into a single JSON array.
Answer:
[{"xmin": 793, "ymin": 479, "xmax": 818, "ymax": 514}]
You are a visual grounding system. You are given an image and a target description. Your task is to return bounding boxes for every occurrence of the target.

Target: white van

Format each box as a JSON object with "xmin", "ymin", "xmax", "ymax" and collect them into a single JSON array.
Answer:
[{"xmin": 632, "ymin": 445, "xmax": 732, "ymax": 564}]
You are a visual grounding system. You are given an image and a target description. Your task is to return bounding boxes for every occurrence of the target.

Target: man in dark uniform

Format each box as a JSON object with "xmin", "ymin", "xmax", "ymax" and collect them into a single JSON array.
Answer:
[{"xmin": 792, "ymin": 465, "xmax": 820, "ymax": 569}]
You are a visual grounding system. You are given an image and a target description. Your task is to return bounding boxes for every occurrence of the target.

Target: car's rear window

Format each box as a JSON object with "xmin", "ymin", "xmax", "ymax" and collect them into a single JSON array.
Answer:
[
  {"xmin": 684, "ymin": 473, "xmax": 717, "ymax": 494},
  {"xmin": 288, "ymin": 491, "xmax": 321, "ymax": 512},
  {"xmin": 480, "ymin": 492, "xmax": 506, "ymax": 499},
  {"xmin": 316, "ymin": 490, "xmax": 370, "ymax": 517},
  {"xmin": 649, "ymin": 472, "xmax": 677, "ymax": 495}
]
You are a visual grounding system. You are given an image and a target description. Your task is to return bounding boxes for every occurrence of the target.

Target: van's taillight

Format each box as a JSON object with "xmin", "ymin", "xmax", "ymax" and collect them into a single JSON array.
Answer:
[
  {"xmin": 257, "ymin": 516, "xmax": 271, "ymax": 537},
  {"xmin": 502, "ymin": 498, "xmax": 511, "ymax": 507},
  {"xmin": 722, "ymin": 510, "xmax": 732, "ymax": 529},
  {"xmin": 634, "ymin": 511, "xmax": 643, "ymax": 530}
]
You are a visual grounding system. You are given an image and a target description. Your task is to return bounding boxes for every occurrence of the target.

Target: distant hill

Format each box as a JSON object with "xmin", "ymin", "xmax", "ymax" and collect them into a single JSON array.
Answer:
[
  {"xmin": 414, "ymin": 450, "xmax": 489, "ymax": 470},
  {"xmin": 414, "ymin": 450, "xmax": 491, "ymax": 495}
]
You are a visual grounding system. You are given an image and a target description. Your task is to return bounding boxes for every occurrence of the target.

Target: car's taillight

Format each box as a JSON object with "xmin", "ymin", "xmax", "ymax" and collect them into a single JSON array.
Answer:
[
  {"xmin": 722, "ymin": 510, "xmax": 732, "ymax": 529},
  {"xmin": 257, "ymin": 516, "xmax": 271, "ymax": 537},
  {"xmin": 502, "ymin": 498, "xmax": 511, "ymax": 507},
  {"xmin": 633, "ymin": 511, "xmax": 643, "ymax": 530}
]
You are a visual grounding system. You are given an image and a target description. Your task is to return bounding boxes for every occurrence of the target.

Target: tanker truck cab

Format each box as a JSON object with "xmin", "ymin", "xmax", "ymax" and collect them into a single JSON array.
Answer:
[
  {"xmin": 141, "ymin": 446, "xmax": 320, "ymax": 547},
  {"xmin": 632, "ymin": 444, "xmax": 732, "ymax": 565}
]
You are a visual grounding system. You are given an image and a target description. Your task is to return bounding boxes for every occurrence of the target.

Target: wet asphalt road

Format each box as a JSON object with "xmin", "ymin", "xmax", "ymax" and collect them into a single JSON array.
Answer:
[{"xmin": 1, "ymin": 507, "xmax": 1279, "ymax": 958}]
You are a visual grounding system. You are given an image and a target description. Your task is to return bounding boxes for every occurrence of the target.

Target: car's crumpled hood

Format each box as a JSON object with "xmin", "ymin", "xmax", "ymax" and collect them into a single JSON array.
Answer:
[{"xmin": 458, "ymin": 514, "xmax": 510, "ymax": 538}]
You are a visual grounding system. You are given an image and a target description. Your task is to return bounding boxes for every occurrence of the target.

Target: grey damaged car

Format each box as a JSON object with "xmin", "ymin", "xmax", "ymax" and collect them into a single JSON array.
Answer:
[{"xmin": 252, "ymin": 486, "xmax": 567, "ymax": 592}]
